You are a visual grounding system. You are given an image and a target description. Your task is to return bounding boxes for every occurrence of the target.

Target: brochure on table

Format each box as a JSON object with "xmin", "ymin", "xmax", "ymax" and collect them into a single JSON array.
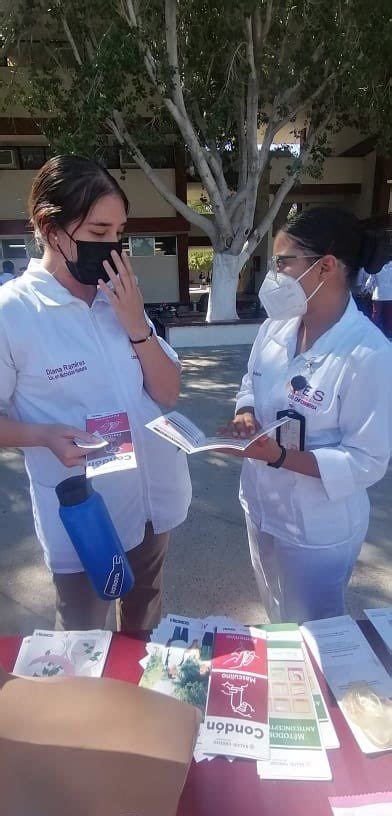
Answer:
[
  {"xmin": 302, "ymin": 615, "xmax": 392, "ymax": 754},
  {"xmin": 145, "ymin": 411, "xmax": 289, "ymax": 454},
  {"xmin": 203, "ymin": 627, "xmax": 269, "ymax": 761},
  {"xmin": 138, "ymin": 614, "xmax": 340, "ymax": 777},
  {"xmin": 257, "ymin": 624, "xmax": 332, "ymax": 781},
  {"xmin": 13, "ymin": 629, "xmax": 112, "ymax": 678},
  {"xmin": 364, "ymin": 607, "xmax": 392, "ymax": 653}
]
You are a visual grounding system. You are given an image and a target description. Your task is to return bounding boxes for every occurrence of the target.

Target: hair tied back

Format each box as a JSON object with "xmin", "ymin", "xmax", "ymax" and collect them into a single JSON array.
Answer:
[{"xmin": 360, "ymin": 228, "xmax": 392, "ymax": 275}]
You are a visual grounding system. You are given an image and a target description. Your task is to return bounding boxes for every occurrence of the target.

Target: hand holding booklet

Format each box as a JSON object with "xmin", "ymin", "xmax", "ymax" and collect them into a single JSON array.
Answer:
[{"xmin": 145, "ymin": 411, "xmax": 289, "ymax": 455}]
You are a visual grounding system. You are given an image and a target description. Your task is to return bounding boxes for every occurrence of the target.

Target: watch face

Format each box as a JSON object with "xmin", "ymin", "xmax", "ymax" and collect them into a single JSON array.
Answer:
[{"xmin": 290, "ymin": 375, "xmax": 308, "ymax": 392}]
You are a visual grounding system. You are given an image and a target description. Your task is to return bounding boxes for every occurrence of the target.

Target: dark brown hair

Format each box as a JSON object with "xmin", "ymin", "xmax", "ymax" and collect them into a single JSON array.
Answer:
[
  {"xmin": 29, "ymin": 154, "xmax": 129, "ymax": 241},
  {"xmin": 283, "ymin": 207, "xmax": 391, "ymax": 280}
]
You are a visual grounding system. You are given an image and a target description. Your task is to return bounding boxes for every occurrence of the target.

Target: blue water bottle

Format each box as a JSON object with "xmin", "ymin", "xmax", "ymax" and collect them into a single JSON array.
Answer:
[{"xmin": 56, "ymin": 475, "xmax": 134, "ymax": 600}]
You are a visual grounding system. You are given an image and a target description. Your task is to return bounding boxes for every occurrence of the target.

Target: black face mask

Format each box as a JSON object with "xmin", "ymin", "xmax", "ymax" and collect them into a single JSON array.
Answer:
[{"xmin": 58, "ymin": 233, "xmax": 123, "ymax": 285}]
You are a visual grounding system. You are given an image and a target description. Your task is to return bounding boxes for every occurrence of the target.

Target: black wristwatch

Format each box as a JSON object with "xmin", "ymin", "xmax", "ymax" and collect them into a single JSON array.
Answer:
[{"xmin": 267, "ymin": 444, "xmax": 287, "ymax": 469}]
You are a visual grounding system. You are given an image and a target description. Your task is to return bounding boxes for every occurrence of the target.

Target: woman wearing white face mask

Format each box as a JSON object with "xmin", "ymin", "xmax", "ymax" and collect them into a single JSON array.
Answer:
[{"xmin": 219, "ymin": 207, "xmax": 392, "ymax": 624}]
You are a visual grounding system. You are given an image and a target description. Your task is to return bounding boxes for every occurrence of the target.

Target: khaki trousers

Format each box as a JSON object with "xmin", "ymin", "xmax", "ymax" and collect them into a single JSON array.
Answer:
[{"xmin": 53, "ymin": 522, "xmax": 170, "ymax": 632}]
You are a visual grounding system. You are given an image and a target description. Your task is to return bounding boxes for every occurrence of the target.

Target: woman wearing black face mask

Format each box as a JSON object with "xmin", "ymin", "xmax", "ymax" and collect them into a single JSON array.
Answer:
[{"xmin": 0, "ymin": 155, "xmax": 191, "ymax": 631}]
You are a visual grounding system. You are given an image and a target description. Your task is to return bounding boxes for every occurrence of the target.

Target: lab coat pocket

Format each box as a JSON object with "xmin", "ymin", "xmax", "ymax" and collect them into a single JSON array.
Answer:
[{"xmin": 295, "ymin": 476, "xmax": 352, "ymax": 547}]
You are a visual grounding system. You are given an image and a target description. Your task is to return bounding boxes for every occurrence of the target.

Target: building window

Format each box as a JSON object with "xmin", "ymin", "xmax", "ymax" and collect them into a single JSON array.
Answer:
[
  {"xmin": 19, "ymin": 147, "xmax": 47, "ymax": 170},
  {"xmin": 1, "ymin": 238, "xmax": 28, "ymax": 260},
  {"xmin": 0, "ymin": 147, "xmax": 17, "ymax": 168},
  {"xmin": 127, "ymin": 236, "xmax": 177, "ymax": 257},
  {"xmin": 130, "ymin": 237, "xmax": 155, "ymax": 256},
  {"xmin": 155, "ymin": 236, "xmax": 177, "ymax": 255}
]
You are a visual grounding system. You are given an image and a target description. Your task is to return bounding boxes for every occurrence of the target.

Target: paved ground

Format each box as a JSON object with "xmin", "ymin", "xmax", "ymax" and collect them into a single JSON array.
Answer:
[{"xmin": 0, "ymin": 346, "xmax": 391, "ymax": 635}]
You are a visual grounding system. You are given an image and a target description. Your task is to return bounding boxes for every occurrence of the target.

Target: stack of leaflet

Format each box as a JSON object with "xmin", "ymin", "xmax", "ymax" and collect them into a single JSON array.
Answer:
[
  {"xmin": 301, "ymin": 615, "xmax": 392, "ymax": 755},
  {"xmin": 13, "ymin": 629, "xmax": 112, "ymax": 678},
  {"xmin": 138, "ymin": 614, "xmax": 336, "ymax": 779}
]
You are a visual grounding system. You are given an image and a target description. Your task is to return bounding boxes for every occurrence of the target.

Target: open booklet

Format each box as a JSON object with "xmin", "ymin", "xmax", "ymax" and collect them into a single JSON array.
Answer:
[{"xmin": 145, "ymin": 411, "xmax": 289, "ymax": 454}]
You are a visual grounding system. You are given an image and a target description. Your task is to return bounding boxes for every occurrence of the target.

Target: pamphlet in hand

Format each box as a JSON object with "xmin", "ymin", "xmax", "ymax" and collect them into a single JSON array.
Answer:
[
  {"xmin": 84, "ymin": 411, "xmax": 137, "ymax": 476},
  {"xmin": 145, "ymin": 411, "xmax": 289, "ymax": 455}
]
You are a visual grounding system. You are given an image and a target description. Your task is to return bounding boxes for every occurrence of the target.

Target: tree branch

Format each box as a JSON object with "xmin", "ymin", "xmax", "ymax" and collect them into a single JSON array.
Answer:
[
  {"xmin": 165, "ymin": 0, "xmax": 186, "ymax": 113},
  {"xmin": 192, "ymin": 101, "xmax": 231, "ymax": 202},
  {"xmin": 232, "ymin": 14, "xmax": 260, "ymax": 253},
  {"xmin": 122, "ymin": 0, "xmax": 233, "ymax": 241},
  {"xmin": 236, "ymin": 93, "xmax": 248, "ymax": 190},
  {"xmin": 259, "ymin": 0, "xmax": 274, "ymax": 50},
  {"xmin": 108, "ymin": 111, "xmax": 217, "ymax": 244},
  {"xmin": 61, "ymin": 15, "xmax": 82, "ymax": 66},
  {"xmin": 245, "ymin": 112, "xmax": 333, "ymax": 258}
]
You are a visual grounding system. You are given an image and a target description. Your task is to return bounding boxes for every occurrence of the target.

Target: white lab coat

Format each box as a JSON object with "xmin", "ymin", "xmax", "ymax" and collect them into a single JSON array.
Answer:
[
  {"xmin": 369, "ymin": 262, "xmax": 392, "ymax": 301},
  {"xmin": 0, "ymin": 272, "xmax": 14, "ymax": 286},
  {"xmin": 236, "ymin": 297, "xmax": 392, "ymax": 549},
  {"xmin": 0, "ymin": 260, "xmax": 192, "ymax": 572}
]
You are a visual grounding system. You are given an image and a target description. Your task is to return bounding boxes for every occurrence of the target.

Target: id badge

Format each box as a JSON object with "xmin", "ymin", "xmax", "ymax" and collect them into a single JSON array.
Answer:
[{"xmin": 276, "ymin": 409, "xmax": 305, "ymax": 451}]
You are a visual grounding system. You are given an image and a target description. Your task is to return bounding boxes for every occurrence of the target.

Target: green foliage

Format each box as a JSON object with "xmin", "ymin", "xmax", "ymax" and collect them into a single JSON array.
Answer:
[
  {"xmin": 173, "ymin": 657, "xmax": 209, "ymax": 712},
  {"xmin": 189, "ymin": 249, "xmax": 213, "ymax": 278},
  {"xmin": 2, "ymin": 0, "xmax": 391, "ymax": 253}
]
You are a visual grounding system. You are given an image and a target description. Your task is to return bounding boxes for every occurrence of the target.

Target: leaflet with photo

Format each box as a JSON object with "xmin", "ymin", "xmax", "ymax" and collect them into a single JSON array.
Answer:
[{"xmin": 145, "ymin": 411, "xmax": 289, "ymax": 454}]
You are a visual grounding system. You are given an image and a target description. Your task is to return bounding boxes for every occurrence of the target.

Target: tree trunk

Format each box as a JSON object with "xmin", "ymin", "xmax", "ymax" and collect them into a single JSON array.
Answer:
[{"xmin": 206, "ymin": 252, "xmax": 245, "ymax": 322}]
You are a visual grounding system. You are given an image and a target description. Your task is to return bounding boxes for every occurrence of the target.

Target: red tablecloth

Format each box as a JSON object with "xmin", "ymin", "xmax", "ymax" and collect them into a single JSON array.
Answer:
[{"xmin": 1, "ymin": 622, "xmax": 391, "ymax": 816}]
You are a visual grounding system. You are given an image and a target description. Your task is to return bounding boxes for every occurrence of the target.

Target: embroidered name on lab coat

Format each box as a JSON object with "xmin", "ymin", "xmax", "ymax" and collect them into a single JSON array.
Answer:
[{"xmin": 46, "ymin": 360, "xmax": 87, "ymax": 381}]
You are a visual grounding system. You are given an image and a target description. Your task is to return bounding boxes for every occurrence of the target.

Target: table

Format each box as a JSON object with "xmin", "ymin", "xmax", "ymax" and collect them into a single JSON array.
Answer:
[{"xmin": 1, "ymin": 622, "xmax": 391, "ymax": 816}]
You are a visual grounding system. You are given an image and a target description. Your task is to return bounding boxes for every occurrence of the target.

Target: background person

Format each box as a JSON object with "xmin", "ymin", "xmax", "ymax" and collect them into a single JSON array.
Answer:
[
  {"xmin": 0, "ymin": 155, "xmax": 191, "ymax": 631},
  {"xmin": 0, "ymin": 260, "xmax": 15, "ymax": 285},
  {"xmin": 367, "ymin": 260, "xmax": 392, "ymax": 338},
  {"xmin": 219, "ymin": 207, "xmax": 392, "ymax": 624}
]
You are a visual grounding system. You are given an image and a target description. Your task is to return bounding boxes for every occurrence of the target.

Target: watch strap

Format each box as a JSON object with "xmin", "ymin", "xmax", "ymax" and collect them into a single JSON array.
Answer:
[
  {"xmin": 130, "ymin": 326, "xmax": 154, "ymax": 344},
  {"xmin": 267, "ymin": 444, "xmax": 287, "ymax": 469}
]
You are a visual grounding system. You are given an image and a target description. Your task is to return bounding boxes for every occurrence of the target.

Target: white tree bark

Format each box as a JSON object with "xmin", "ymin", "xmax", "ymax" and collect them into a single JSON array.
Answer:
[{"xmin": 206, "ymin": 252, "xmax": 248, "ymax": 323}]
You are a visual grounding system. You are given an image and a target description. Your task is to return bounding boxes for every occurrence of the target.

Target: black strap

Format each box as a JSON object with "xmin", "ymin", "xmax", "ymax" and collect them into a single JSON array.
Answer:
[
  {"xmin": 267, "ymin": 444, "xmax": 287, "ymax": 469},
  {"xmin": 130, "ymin": 326, "xmax": 153, "ymax": 344}
]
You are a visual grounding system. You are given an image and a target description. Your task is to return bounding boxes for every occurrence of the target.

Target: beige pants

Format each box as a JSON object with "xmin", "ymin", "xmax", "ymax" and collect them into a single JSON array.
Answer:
[{"xmin": 53, "ymin": 522, "xmax": 170, "ymax": 632}]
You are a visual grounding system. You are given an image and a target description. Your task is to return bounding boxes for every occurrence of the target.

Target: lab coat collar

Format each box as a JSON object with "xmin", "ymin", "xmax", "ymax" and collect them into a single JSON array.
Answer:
[
  {"xmin": 24, "ymin": 259, "xmax": 111, "ymax": 307},
  {"xmin": 269, "ymin": 296, "xmax": 360, "ymax": 362}
]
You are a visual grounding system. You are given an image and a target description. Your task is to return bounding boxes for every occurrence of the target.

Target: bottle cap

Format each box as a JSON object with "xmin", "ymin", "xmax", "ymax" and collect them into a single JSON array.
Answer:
[{"xmin": 55, "ymin": 475, "xmax": 94, "ymax": 506}]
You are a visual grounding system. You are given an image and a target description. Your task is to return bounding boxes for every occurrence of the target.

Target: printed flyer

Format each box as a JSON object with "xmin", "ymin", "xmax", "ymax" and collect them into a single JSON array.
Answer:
[
  {"xmin": 13, "ymin": 629, "xmax": 112, "ymax": 678},
  {"xmin": 257, "ymin": 625, "xmax": 332, "ymax": 781},
  {"xmin": 302, "ymin": 615, "xmax": 392, "ymax": 754},
  {"xmin": 364, "ymin": 607, "xmax": 392, "ymax": 654},
  {"xmin": 86, "ymin": 411, "xmax": 137, "ymax": 476},
  {"xmin": 203, "ymin": 628, "xmax": 269, "ymax": 760}
]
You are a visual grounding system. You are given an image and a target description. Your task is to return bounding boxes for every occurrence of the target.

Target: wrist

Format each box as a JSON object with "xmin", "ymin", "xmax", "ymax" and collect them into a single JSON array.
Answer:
[
  {"xmin": 267, "ymin": 443, "xmax": 287, "ymax": 468},
  {"xmin": 23, "ymin": 423, "xmax": 51, "ymax": 448},
  {"xmin": 127, "ymin": 320, "xmax": 150, "ymax": 341}
]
